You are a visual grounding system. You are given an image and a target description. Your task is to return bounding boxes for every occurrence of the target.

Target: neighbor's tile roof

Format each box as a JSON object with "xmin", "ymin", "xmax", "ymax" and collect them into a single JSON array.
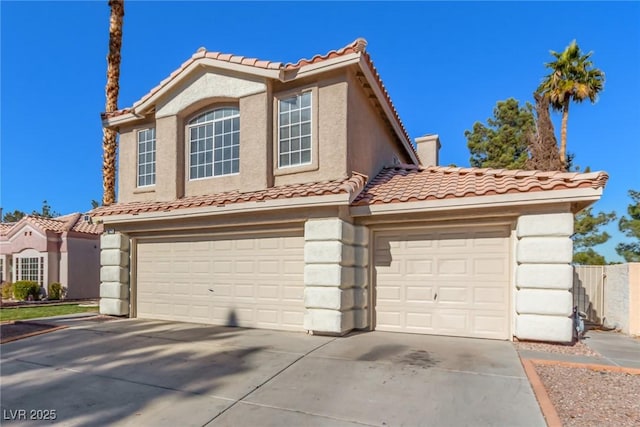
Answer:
[
  {"xmin": 101, "ymin": 38, "xmax": 415, "ymax": 157},
  {"xmin": 0, "ymin": 213, "xmax": 103, "ymax": 236},
  {"xmin": 352, "ymin": 165, "xmax": 609, "ymax": 206},
  {"xmin": 92, "ymin": 173, "xmax": 368, "ymax": 217}
]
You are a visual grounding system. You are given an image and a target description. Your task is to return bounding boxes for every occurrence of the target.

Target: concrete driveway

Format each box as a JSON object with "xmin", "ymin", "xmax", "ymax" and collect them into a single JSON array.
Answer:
[{"xmin": 1, "ymin": 319, "xmax": 544, "ymax": 426}]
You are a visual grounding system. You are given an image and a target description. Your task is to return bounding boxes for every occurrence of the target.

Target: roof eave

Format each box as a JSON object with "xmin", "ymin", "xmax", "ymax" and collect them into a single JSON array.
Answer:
[
  {"xmin": 96, "ymin": 192, "xmax": 351, "ymax": 226},
  {"xmin": 356, "ymin": 56, "xmax": 419, "ymax": 165},
  {"xmin": 350, "ymin": 187, "xmax": 604, "ymax": 217}
]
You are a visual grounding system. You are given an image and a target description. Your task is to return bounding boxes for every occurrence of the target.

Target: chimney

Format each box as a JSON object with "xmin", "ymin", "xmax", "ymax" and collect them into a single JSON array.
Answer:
[{"xmin": 415, "ymin": 134, "xmax": 441, "ymax": 167}]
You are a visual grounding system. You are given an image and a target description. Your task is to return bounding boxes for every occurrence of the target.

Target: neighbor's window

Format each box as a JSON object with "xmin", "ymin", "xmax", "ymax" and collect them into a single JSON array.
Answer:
[
  {"xmin": 188, "ymin": 107, "xmax": 240, "ymax": 179},
  {"xmin": 17, "ymin": 257, "xmax": 43, "ymax": 285},
  {"xmin": 137, "ymin": 128, "xmax": 156, "ymax": 187},
  {"xmin": 278, "ymin": 92, "xmax": 311, "ymax": 168}
]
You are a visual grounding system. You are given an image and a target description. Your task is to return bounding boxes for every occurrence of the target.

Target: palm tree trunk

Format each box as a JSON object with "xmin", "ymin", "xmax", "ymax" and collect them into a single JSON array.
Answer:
[
  {"xmin": 559, "ymin": 101, "xmax": 569, "ymax": 171},
  {"xmin": 102, "ymin": 0, "xmax": 124, "ymax": 206}
]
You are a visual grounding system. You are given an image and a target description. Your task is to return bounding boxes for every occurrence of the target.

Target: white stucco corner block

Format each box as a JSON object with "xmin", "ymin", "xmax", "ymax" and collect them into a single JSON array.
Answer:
[
  {"xmin": 354, "ymin": 246, "xmax": 369, "ymax": 268},
  {"xmin": 516, "ymin": 264, "xmax": 573, "ymax": 290},
  {"xmin": 304, "ymin": 309, "xmax": 354, "ymax": 335},
  {"xmin": 304, "ymin": 287, "xmax": 354, "ymax": 310},
  {"xmin": 304, "ymin": 241, "xmax": 355, "ymax": 266},
  {"xmin": 100, "ymin": 249, "xmax": 129, "ymax": 267},
  {"xmin": 100, "ymin": 233, "xmax": 130, "ymax": 251},
  {"xmin": 515, "ymin": 314, "xmax": 573, "ymax": 343},
  {"xmin": 353, "ymin": 308, "xmax": 368, "ymax": 329},
  {"xmin": 517, "ymin": 237, "xmax": 573, "ymax": 264},
  {"xmin": 353, "ymin": 288, "xmax": 368, "ymax": 309},
  {"xmin": 354, "ymin": 267, "xmax": 368, "ymax": 289},
  {"xmin": 100, "ymin": 266, "xmax": 129, "ymax": 284},
  {"xmin": 516, "ymin": 289, "xmax": 572, "ymax": 316},
  {"xmin": 305, "ymin": 219, "xmax": 355, "ymax": 245},
  {"xmin": 99, "ymin": 298, "xmax": 129, "ymax": 316},
  {"xmin": 353, "ymin": 225, "xmax": 369, "ymax": 247},
  {"xmin": 517, "ymin": 213, "xmax": 573, "ymax": 238},
  {"xmin": 100, "ymin": 282, "xmax": 130, "ymax": 300},
  {"xmin": 304, "ymin": 265, "xmax": 355, "ymax": 287}
]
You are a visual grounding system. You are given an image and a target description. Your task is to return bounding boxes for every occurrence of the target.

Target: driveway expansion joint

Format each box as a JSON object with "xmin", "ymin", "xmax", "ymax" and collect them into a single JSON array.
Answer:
[{"xmin": 202, "ymin": 337, "xmax": 338, "ymax": 426}]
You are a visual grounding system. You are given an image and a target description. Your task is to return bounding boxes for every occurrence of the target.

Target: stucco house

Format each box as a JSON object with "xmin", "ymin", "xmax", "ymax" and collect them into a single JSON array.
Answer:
[
  {"xmin": 0, "ymin": 213, "xmax": 103, "ymax": 299},
  {"xmin": 93, "ymin": 38, "xmax": 607, "ymax": 342}
]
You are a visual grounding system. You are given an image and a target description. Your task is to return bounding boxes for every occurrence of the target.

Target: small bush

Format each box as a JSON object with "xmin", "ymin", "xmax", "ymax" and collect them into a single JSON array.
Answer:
[
  {"xmin": 13, "ymin": 281, "xmax": 39, "ymax": 301},
  {"xmin": 48, "ymin": 282, "xmax": 63, "ymax": 300},
  {"xmin": 1, "ymin": 282, "xmax": 13, "ymax": 299}
]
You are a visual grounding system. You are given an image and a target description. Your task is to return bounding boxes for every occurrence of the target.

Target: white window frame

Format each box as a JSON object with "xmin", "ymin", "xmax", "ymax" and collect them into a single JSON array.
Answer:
[
  {"xmin": 137, "ymin": 128, "xmax": 156, "ymax": 187},
  {"xmin": 187, "ymin": 107, "xmax": 240, "ymax": 180},
  {"xmin": 277, "ymin": 92, "xmax": 313, "ymax": 169},
  {"xmin": 16, "ymin": 256, "xmax": 44, "ymax": 285}
]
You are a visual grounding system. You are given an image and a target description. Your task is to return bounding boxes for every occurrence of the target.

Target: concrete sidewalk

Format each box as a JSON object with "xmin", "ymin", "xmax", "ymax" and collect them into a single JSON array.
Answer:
[{"xmin": 0, "ymin": 319, "xmax": 545, "ymax": 427}]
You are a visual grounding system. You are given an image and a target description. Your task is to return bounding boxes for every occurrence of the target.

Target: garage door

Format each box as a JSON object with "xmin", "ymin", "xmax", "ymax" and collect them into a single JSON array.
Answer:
[
  {"xmin": 374, "ymin": 226, "xmax": 511, "ymax": 339},
  {"xmin": 136, "ymin": 230, "xmax": 305, "ymax": 331}
]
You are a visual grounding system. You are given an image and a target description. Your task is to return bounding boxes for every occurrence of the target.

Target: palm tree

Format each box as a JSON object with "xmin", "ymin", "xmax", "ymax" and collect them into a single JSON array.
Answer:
[
  {"xmin": 537, "ymin": 40, "xmax": 605, "ymax": 171},
  {"xmin": 102, "ymin": 0, "xmax": 124, "ymax": 206}
]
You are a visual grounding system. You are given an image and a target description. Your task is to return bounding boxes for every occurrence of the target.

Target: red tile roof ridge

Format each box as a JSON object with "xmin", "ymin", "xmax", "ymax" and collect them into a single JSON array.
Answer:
[{"xmin": 285, "ymin": 38, "xmax": 367, "ymax": 69}]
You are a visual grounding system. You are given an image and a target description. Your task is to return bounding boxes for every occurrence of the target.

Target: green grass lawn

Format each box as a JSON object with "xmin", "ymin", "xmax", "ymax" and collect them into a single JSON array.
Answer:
[{"xmin": 0, "ymin": 304, "xmax": 98, "ymax": 322}]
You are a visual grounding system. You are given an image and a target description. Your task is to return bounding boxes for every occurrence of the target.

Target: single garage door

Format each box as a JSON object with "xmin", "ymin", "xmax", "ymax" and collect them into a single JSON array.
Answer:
[
  {"xmin": 374, "ymin": 225, "xmax": 511, "ymax": 339},
  {"xmin": 136, "ymin": 230, "xmax": 305, "ymax": 331}
]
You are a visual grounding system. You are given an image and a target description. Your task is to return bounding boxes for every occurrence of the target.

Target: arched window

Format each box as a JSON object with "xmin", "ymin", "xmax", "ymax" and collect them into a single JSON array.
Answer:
[{"xmin": 188, "ymin": 107, "xmax": 239, "ymax": 179}]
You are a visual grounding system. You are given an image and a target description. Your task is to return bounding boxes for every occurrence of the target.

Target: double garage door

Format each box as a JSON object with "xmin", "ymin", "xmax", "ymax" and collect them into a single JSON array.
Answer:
[
  {"xmin": 374, "ymin": 226, "xmax": 511, "ymax": 340},
  {"xmin": 134, "ymin": 225, "xmax": 511, "ymax": 339},
  {"xmin": 136, "ymin": 231, "xmax": 305, "ymax": 331}
]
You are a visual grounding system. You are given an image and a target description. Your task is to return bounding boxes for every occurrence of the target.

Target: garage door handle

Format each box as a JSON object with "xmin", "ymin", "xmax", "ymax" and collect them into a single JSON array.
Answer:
[
  {"xmin": 208, "ymin": 289, "xmax": 214, "ymax": 293},
  {"xmin": 434, "ymin": 293, "xmax": 437, "ymax": 301}
]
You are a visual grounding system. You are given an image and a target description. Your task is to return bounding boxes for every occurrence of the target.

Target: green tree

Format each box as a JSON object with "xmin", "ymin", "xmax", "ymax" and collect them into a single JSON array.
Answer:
[
  {"xmin": 573, "ymin": 207, "xmax": 617, "ymax": 265},
  {"xmin": 537, "ymin": 40, "xmax": 605, "ymax": 171},
  {"xmin": 465, "ymin": 98, "xmax": 535, "ymax": 169},
  {"xmin": 31, "ymin": 200, "xmax": 59, "ymax": 218},
  {"xmin": 616, "ymin": 190, "xmax": 640, "ymax": 262},
  {"xmin": 2, "ymin": 210, "xmax": 26, "ymax": 222}
]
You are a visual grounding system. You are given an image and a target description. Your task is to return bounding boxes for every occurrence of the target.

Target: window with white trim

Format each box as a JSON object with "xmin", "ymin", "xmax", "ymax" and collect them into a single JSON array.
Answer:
[
  {"xmin": 0, "ymin": 258, "xmax": 4, "ymax": 283},
  {"xmin": 188, "ymin": 107, "xmax": 239, "ymax": 179},
  {"xmin": 137, "ymin": 128, "xmax": 156, "ymax": 187},
  {"xmin": 17, "ymin": 257, "xmax": 44, "ymax": 285},
  {"xmin": 278, "ymin": 92, "xmax": 312, "ymax": 168}
]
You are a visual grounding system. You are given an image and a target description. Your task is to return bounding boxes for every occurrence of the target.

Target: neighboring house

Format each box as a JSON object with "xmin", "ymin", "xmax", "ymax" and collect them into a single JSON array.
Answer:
[
  {"xmin": 93, "ymin": 38, "xmax": 608, "ymax": 343},
  {"xmin": 0, "ymin": 213, "xmax": 103, "ymax": 299}
]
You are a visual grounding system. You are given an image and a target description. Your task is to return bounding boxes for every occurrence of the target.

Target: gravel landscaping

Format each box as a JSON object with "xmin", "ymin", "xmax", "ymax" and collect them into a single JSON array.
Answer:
[
  {"xmin": 515, "ymin": 340, "xmax": 602, "ymax": 357},
  {"xmin": 535, "ymin": 363, "xmax": 640, "ymax": 427}
]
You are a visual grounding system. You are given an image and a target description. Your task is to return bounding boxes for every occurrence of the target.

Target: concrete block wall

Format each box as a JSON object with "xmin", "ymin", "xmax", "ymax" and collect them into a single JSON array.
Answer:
[
  {"xmin": 303, "ymin": 218, "xmax": 369, "ymax": 335},
  {"xmin": 515, "ymin": 213, "xmax": 573, "ymax": 342},
  {"xmin": 603, "ymin": 264, "xmax": 630, "ymax": 333},
  {"xmin": 99, "ymin": 233, "xmax": 130, "ymax": 316}
]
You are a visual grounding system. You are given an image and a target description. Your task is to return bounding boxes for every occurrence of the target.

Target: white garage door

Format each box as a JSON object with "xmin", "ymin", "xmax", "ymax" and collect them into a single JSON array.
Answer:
[
  {"xmin": 374, "ymin": 226, "xmax": 511, "ymax": 339},
  {"xmin": 136, "ymin": 230, "xmax": 305, "ymax": 331}
]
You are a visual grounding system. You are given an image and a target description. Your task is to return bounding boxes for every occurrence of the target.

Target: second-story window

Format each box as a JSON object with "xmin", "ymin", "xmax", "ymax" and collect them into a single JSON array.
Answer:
[
  {"xmin": 188, "ymin": 107, "xmax": 240, "ymax": 179},
  {"xmin": 137, "ymin": 128, "xmax": 156, "ymax": 187},
  {"xmin": 278, "ymin": 92, "xmax": 312, "ymax": 168}
]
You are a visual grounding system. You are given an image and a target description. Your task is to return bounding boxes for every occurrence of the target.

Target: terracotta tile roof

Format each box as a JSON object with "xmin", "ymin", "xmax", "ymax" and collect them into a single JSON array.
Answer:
[
  {"xmin": 0, "ymin": 223, "xmax": 14, "ymax": 236},
  {"xmin": 0, "ymin": 214, "xmax": 103, "ymax": 236},
  {"xmin": 352, "ymin": 165, "xmax": 609, "ymax": 206},
  {"xmin": 92, "ymin": 173, "xmax": 368, "ymax": 217},
  {"xmin": 101, "ymin": 38, "xmax": 416, "ymax": 160}
]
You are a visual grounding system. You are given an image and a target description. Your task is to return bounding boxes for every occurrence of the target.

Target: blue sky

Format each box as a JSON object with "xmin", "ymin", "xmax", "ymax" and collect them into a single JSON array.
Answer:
[{"xmin": 1, "ymin": 1, "xmax": 638, "ymax": 261}]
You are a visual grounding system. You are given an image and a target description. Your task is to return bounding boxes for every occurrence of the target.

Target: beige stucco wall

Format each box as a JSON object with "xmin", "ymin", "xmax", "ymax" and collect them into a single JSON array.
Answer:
[
  {"xmin": 65, "ymin": 236, "xmax": 101, "ymax": 299},
  {"xmin": 346, "ymin": 71, "xmax": 411, "ymax": 179},
  {"xmin": 117, "ymin": 69, "xmax": 355, "ymax": 203},
  {"xmin": 629, "ymin": 263, "xmax": 640, "ymax": 336}
]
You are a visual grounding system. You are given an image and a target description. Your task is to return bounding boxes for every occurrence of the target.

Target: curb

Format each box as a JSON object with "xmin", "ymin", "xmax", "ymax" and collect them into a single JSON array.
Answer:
[
  {"xmin": 0, "ymin": 322, "xmax": 68, "ymax": 344},
  {"xmin": 528, "ymin": 358, "xmax": 640, "ymax": 375},
  {"xmin": 520, "ymin": 358, "xmax": 563, "ymax": 427}
]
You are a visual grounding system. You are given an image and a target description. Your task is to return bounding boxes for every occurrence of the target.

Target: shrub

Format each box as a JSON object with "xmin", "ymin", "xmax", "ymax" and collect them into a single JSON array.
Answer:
[
  {"xmin": 1, "ymin": 282, "xmax": 13, "ymax": 299},
  {"xmin": 13, "ymin": 281, "xmax": 39, "ymax": 301},
  {"xmin": 48, "ymin": 282, "xmax": 63, "ymax": 300}
]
